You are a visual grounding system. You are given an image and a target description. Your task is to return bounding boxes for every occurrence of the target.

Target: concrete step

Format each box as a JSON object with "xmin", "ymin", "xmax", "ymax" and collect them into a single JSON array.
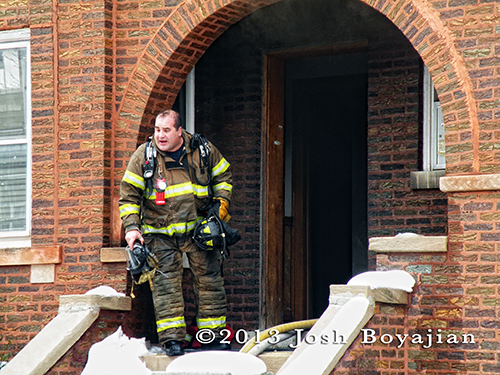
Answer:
[{"xmin": 141, "ymin": 350, "xmax": 292, "ymax": 374}]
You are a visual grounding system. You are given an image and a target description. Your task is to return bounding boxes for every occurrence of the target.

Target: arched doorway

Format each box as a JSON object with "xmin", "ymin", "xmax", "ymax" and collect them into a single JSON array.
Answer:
[{"xmin": 114, "ymin": 0, "xmax": 478, "ymax": 329}]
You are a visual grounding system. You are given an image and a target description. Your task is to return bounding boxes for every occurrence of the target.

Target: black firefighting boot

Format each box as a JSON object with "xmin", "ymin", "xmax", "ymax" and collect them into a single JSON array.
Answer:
[{"xmin": 164, "ymin": 340, "xmax": 185, "ymax": 357}]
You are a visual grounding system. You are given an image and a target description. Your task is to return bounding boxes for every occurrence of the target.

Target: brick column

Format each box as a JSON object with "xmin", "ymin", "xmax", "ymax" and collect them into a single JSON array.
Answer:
[
  {"xmin": 442, "ymin": 174, "xmax": 500, "ymax": 365},
  {"xmin": 55, "ymin": 0, "xmax": 117, "ymax": 290}
]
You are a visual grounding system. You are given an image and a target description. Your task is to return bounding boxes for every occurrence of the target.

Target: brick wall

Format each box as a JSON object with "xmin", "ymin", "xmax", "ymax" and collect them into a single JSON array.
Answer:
[
  {"xmin": 333, "ymin": 249, "xmax": 466, "ymax": 373},
  {"xmin": 367, "ymin": 39, "xmax": 448, "ymax": 239},
  {"xmin": 334, "ymin": 302, "xmax": 409, "ymax": 373},
  {"xmin": 445, "ymin": 191, "xmax": 500, "ymax": 372},
  {"xmin": 336, "ymin": 205, "xmax": 500, "ymax": 374},
  {"xmin": 1, "ymin": 0, "xmax": 500, "ymax": 372}
]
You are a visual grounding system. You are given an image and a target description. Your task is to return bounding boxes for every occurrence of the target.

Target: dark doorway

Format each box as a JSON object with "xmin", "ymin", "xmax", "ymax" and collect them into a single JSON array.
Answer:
[{"xmin": 283, "ymin": 52, "xmax": 368, "ymax": 319}]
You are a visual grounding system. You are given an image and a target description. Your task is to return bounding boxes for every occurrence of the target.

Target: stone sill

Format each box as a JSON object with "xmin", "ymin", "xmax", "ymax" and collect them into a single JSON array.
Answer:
[
  {"xmin": 440, "ymin": 173, "xmax": 500, "ymax": 192},
  {"xmin": 410, "ymin": 170, "xmax": 445, "ymax": 190},
  {"xmin": 369, "ymin": 234, "xmax": 447, "ymax": 253},
  {"xmin": 0, "ymin": 245, "xmax": 62, "ymax": 266}
]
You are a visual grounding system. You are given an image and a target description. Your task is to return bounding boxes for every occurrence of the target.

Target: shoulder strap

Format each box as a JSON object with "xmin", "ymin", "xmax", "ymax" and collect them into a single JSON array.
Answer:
[
  {"xmin": 143, "ymin": 137, "xmax": 156, "ymax": 193},
  {"xmin": 190, "ymin": 133, "xmax": 214, "ymax": 210},
  {"xmin": 190, "ymin": 133, "xmax": 211, "ymax": 171}
]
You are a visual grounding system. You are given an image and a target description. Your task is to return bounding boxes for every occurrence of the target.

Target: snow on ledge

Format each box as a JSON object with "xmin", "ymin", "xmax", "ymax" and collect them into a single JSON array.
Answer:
[
  {"xmin": 85, "ymin": 285, "xmax": 126, "ymax": 297},
  {"xmin": 347, "ymin": 270, "xmax": 415, "ymax": 293}
]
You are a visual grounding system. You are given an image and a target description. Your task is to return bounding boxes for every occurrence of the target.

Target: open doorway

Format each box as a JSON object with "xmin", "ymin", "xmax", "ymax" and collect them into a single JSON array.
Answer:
[{"xmin": 263, "ymin": 47, "xmax": 368, "ymax": 325}]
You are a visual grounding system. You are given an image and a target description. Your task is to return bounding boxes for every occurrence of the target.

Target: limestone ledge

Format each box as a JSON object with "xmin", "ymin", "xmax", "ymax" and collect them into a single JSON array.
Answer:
[
  {"xmin": 0, "ymin": 245, "xmax": 62, "ymax": 266},
  {"xmin": 440, "ymin": 173, "xmax": 500, "ymax": 192},
  {"xmin": 369, "ymin": 234, "xmax": 447, "ymax": 253},
  {"xmin": 59, "ymin": 294, "xmax": 132, "ymax": 312},
  {"xmin": 329, "ymin": 284, "xmax": 409, "ymax": 305}
]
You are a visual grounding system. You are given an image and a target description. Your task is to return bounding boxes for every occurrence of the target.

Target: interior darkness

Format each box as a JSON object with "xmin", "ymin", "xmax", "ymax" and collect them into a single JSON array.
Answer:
[{"xmin": 287, "ymin": 55, "xmax": 368, "ymax": 316}]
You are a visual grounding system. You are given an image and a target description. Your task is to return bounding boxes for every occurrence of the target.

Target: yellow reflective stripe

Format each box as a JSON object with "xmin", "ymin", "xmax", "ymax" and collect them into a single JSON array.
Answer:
[
  {"xmin": 164, "ymin": 182, "xmax": 193, "ymax": 198},
  {"xmin": 157, "ymin": 317, "xmax": 186, "ymax": 333},
  {"xmin": 192, "ymin": 184, "xmax": 210, "ymax": 197},
  {"xmin": 123, "ymin": 170, "xmax": 145, "ymax": 190},
  {"xmin": 211, "ymin": 158, "xmax": 230, "ymax": 178},
  {"xmin": 143, "ymin": 217, "xmax": 203, "ymax": 236},
  {"xmin": 213, "ymin": 182, "xmax": 232, "ymax": 193},
  {"xmin": 144, "ymin": 182, "xmax": 209, "ymax": 200},
  {"xmin": 119, "ymin": 204, "xmax": 140, "ymax": 218},
  {"xmin": 197, "ymin": 316, "xmax": 226, "ymax": 329}
]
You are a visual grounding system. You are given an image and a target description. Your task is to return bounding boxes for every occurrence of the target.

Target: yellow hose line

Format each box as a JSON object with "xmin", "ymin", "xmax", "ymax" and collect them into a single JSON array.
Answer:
[{"xmin": 239, "ymin": 319, "xmax": 318, "ymax": 353}]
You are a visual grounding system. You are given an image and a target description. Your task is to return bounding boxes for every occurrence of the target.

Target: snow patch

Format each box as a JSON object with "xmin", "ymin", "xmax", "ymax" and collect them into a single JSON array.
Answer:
[
  {"xmin": 395, "ymin": 232, "xmax": 421, "ymax": 238},
  {"xmin": 81, "ymin": 327, "xmax": 151, "ymax": 375},
  {"xmin": 347, "ymin": 270, "xmax": 415, "ymax": 292},
  {"xmin": 84, "ymin": 286, "xmax": 126, "ymax": 297}
]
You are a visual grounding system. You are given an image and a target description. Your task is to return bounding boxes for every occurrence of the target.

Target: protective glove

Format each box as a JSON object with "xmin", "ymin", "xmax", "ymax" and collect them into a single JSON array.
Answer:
[{"xmin": 214, "ymin": 197, "xmax": 231, "ymax": 223}]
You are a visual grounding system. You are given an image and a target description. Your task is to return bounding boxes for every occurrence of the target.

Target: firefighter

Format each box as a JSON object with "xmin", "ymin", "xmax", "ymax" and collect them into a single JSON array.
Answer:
[{"xmin": 119, "ymin": 109, "xmax": 233, "ymax": 356}]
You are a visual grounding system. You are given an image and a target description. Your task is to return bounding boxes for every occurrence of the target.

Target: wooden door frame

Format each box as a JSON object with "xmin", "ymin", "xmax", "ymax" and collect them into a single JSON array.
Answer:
[
  {"xmin": 261, "ymin": 53, "xmax": 285, "ymax": 329},
  {"xmin": 261, "ymin": 42, "xmax": 368, "ymax": 329}
]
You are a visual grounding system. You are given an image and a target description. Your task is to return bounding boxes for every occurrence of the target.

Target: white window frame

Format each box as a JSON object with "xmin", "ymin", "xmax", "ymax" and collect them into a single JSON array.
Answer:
[
  {"xmin": 0, "ymin": 29, "xmax": 32, "ymax": 248},
  {"xmin": 423, "ymin": 66, "xmax": 445, "ymax": 171},
  {"xmin": 174, "ymin": 67, "xmax": 195, "ymax": 134},
  {"xmin": 185, "ymin": 67, "xmax": 195, "ymax": 134}
]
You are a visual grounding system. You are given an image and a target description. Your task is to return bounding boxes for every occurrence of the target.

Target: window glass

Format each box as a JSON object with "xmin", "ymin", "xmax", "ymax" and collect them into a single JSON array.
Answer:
[
  {"xmin": 0, "ymin": 48, "xmax": 27, "ymax": 139},
  {"xmin": 0, "ymin": 143, "xmax": 28, "ymax": 232},
  {"xmin": 423, "ymin": 66, "xmax": 445, "ymax": 171},
  {"xmin": 432, "ymin": 102, "xmax": 446, "ymax": 170},
  {"xmin": 0, "ymin": 31, "xmax": 30, "ymax": 240}
]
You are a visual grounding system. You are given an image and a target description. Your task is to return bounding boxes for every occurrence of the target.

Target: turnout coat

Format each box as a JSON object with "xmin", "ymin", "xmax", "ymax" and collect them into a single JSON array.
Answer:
[{"xmin": 119, "ymin": 130, "xmax": 233, "ymax": 240}]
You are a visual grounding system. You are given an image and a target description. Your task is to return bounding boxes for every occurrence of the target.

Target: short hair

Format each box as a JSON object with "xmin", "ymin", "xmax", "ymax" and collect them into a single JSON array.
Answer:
[{"xmin": 156, "ymin": 109, "xmax": 182, "ymax": 130}]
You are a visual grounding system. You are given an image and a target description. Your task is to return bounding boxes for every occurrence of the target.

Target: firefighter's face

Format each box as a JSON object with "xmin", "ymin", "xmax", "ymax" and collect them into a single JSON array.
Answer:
[{"xmin": 154, "ymin": 115, "xmax": 183, "ymax": 152}]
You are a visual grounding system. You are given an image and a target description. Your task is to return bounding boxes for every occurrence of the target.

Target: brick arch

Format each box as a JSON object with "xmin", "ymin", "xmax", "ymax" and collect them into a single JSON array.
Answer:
[
  {"xmin": 369, "ymin": 0, "xmax": 479, "ymax": 174},
  {"xmin": 115, "ymin": 0, "xmax": 477, "ymax": 173},
  {"xmin": 115, "ymin": 0, "xmax": 279, "ymax": 141}
]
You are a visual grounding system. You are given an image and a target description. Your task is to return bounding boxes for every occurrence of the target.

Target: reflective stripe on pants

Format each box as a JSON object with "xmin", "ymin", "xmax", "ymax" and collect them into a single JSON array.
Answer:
[
  {"xmin": 157, "ymin": 316, "xmax": 186, "ymax": 333},
  {"xmin": 197, "ymin": 316, "xmax": 226, "ymax": 330}
]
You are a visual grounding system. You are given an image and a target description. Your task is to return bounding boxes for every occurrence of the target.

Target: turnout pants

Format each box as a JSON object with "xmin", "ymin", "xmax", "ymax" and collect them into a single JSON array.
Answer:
[{"xmin": 146, "ymin": 234, "xmax": 227, "ymax": 345}]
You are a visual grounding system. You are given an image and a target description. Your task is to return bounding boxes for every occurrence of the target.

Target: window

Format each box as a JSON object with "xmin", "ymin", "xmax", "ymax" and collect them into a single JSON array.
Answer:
[
  {"xmin": 423, "ymin": 66, "xmax": 445, "ymax": 171},
  {"xmin": 172, "ymin": 67, "xmax": 195, "ymax": 133},
  {"xmin": 411, "ymin": 66, "xmax": 445, "ymax": 189},
  {"xmin": 0, "ymin": 29, "xmax": 31, "ymax": 247}
]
